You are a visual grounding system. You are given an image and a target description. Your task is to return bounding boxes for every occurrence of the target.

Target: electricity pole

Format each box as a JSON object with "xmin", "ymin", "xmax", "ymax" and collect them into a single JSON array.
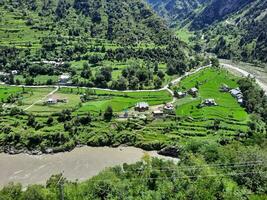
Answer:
[{"xmin": 57, "ymin": 173, "xmax": 64, "ymax": 200}]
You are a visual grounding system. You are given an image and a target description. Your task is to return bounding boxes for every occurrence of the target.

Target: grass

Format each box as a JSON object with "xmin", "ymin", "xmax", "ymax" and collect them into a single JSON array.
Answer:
[
  {"xmin": 175, "ymin": 28, "xmax": 194, "ymax": 44},
  {"xmin": 64, "ymin": 88, "xmax": 173, "ymax": 114},
  {"xmin": 175, "ymin": 67, "xmax": 248, "ymax": 122},
  {"xmin": 0, "ymin": 86, "xmax": 22, "ymax": 101},
  {"xmin": 11, "ymin": 86, "xmax": 172, "ymax": 115}
]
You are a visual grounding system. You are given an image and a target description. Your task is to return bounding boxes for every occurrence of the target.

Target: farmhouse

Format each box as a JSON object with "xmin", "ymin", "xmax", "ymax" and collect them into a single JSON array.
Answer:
[
  {"xmin": 59, "ymin": 73, "xmax": 71, "ymax": 84},
  {"xmin": 203, "ymin": 99, "xmax": 217, "ymax": 106},
  {"xmin": 11, "ymin": 70, "xmax": 18, "ymax": 75},
  {"xmin": 164, "ymin": 103, "xmax": 174, "ymax": 112},
  {"xmin": 188, "ymin": 87, "xmax": 198, "ymax": 97},
  {"xmin": 230, "ymin": 88, "xmax": 244, "ymax": 104},
  {"xmin": 176, "ymin": 91, "xmax": 186, "ymax": 98},
  {"xmin": 135, "ymin": 102, "xmax": 149, "ymax": 112},
  {"xmin": 44, "ymin": 96, "xmax": 68, "ymax": 104},
  {"xmin": 153, "ymin": 110, "xmax": 164, "ymax": 118},
  {"xmin": 45, "ymin": 98, "xmax": 57, "ymax": 104}
]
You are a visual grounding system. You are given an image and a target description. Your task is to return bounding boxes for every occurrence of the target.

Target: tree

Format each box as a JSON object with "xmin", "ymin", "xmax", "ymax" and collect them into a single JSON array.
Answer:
[
  {"xmin": 25, "ymin": 77, "xmax": 34, "ymax": 85},
  {"xmin": 46, "ymin": 116, "xmax": 54, "ymax": 125},
  {"xmin": 27, "ymin": 114, "xmax": 36, "ymax": 127},
  {"xmin": 104, "ymin": 106, "xmax": 113, "ymax": 121},
  {"xmin": 157, "ymin": 70, "xmax": 165, "ymax": 79},
  {"xmin": 211, "ymin": 57, "xmax": 220, "ymax": 68},
  {"xmin": 154, "ymin": 77, "xmax": 162, "ymax": 89}
]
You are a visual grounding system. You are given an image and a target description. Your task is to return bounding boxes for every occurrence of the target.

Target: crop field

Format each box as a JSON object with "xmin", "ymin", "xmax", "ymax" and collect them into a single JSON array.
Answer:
[
  {"xmin": 13, "ymin": 87, "xmax": 172, "ymax": 115},
  {"xmin": 62, "ymin": 88, "xmax": 173, "ymax": 114},
  {"xmin": 0, "ymin": 86, "xmax": 22, "ymax": 101},
  {"xmin": 175, "ymin": 68, "xmax": 248, "ymax": 137},
  {"xmin": 134, "ymin": 68, "xmax": 250, "ymax": 143}
]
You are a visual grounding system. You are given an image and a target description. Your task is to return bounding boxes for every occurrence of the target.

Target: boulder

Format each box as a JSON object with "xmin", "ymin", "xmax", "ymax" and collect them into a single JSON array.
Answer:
[{"xmin": 158, "ymin": 146, "xmax": 180, "ymax": 158}]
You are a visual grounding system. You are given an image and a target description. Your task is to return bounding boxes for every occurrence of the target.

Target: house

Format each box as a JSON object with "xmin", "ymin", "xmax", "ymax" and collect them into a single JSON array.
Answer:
[
  {"xmin": 135, "ymin": 102, "xmax": 149, "ymax": 112},
  {"xmin": 59, "ymin": 73, "xmax": 71, "ymax": 84},
  {"xmin": 220, "ymin": 84, "xmax": 230, "ymax": 92},
  {"xmin": 203, "ymin": 99, "xmax": 217, "ymax": 106},
  {"xmin": 44, "ymin": 96, "xmax": 68, "ymax": 104},
  {"xmin": 11, "ymin": 70, "xmax": 18, "ymax": 75},
  {"xmin": 237, "ymin": 98, "xmax": 243, "ymax": 104},
  {"xmin": 230, "ymin": 88, "xmax": 242, "ymax": 98},
  {"xmin": 188, "ymin": 87, "xmax": 198, "ymax": 97},
  {"xmin": 164, "ymin": 103, "xmax": 174, "ymax": 112},
  {"xmin": 230, "ymin": 88, "xmax": 244, "ymax": 104},
  {"xmin": 45, "ymin": 98, "xmax": 57, "ymax": 104},
  {"xmin": 176, "ymin": 91, "xmax": 186, "ymax": 98},
  {"xmin": 153, "ymin": 110, "xmax": 164, "ymax": 118}
]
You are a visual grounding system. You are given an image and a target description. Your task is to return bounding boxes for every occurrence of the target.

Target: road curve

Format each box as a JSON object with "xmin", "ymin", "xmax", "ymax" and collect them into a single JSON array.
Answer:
[
  {"xmin": 4, "ymin": 65, "xmax": 211, "ymax": 100},
  {"xmin": 221, "ymin": 63, "xmax": 267, "ymax": 95}
]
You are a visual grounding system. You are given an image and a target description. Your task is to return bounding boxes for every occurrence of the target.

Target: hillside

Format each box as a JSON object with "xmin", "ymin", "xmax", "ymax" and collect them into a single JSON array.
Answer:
[
  {"xmin": 146, "ymin": 0, "xmax": 210, "ymax": 27},
  {"xmin": 190, "ymin": 0, "xmax": 253, "ymax": 30},
  {"xmin": 0, "ymin": 0, "xmax": 202, "ymax": 92},
  {"xmin": 147, "ymin": 0, "xmax": 267, "ymax": 63},
  {"xmin": 0, "ymin": 0, "xmax": 173, "ymax": 46},
  {"xmin": 202, "ymin": 0, "xmax": 267, "ymax": 62}
]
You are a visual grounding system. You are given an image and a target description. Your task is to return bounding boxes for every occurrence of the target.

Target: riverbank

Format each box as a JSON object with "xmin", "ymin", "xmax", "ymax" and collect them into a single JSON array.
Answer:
[{"xmin": 0, "ymin": 146, "xmax": 179, "ymax": 188}]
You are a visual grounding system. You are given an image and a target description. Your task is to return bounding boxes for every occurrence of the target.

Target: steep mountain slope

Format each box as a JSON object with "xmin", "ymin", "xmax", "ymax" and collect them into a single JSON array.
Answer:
[
  {"xmin": 0, "ymin": 0, "xmax": 173, "ymax": 46},
  {"xmin": 190, "ymin": 0, "xmax": 253, "ymax": 30},
  {"xmin": 146, "ymin": 0, "xmax": 210, "ymax": 26},
  {"xmin": 203, "ymin": 0, "xmax": 267, "ymax": 62},
  {"xmin": 147, "ymin": 0, "xmax": 267, "ymax": 63}
]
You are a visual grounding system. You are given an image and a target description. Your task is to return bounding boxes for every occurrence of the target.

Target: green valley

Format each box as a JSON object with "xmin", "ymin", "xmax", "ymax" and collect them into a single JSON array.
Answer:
[{"xmin": 0, "ymin": 0, "xmax": 266, "ymax": 199}]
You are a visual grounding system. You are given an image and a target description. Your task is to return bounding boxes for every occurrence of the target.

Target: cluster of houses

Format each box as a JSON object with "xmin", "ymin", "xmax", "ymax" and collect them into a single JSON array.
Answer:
[
  {"xmin": 176, "ymin": 87, "xmax": 199, "ymax": 99},
  {"xmin": 220, "ymin": 84, "xmax": 244, "ymax": 104},
  {"xmin": 120, "ymin": 102, "xmax": 175, "ymax": 119}
]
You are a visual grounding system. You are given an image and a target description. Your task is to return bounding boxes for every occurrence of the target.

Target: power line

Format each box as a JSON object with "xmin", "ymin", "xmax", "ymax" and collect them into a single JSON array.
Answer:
[
  {"xmin": 90, "ymin": 171, "xmax": 267, "ymax": 183},
  {"xmin": 122, "ymin": 161, "xmax": 267, "ymax": 173}
]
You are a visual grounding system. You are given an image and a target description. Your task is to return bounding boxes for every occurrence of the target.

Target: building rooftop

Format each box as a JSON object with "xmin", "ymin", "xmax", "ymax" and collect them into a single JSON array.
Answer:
[{"xmin": 135, "ymin": 102, "xmax": 149, "ymax": 108}]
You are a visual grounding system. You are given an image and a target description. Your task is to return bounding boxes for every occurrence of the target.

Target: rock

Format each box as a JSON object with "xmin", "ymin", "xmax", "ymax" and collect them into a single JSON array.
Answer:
[
  {"xmin": 44, "ymin": 148, "xmax": 54, "ymax": 154},
  {"xmin": 158, "ymin": 146, "xmax": 180, "ymax": 158},
  {"xmin": 31, "ymin": 150, "xmax": 42, "ymax": 155}
]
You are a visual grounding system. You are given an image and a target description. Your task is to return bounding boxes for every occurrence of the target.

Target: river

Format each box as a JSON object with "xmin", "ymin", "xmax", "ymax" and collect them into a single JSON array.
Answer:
[{"xmin": 0, "ymin": 146, "xmax": 178, "ymax": 188}]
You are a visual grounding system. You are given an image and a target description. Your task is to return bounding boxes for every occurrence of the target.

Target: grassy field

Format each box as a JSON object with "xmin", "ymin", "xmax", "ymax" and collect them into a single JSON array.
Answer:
[
  {"xmin": 0, "ymin": 86, "xmax": 22, "ymax": 101},
  {"xmin": 63, "ymin": 88, "xmax": 173, "ymax": 114},
  {"xmin": 16, "ymin": 87, "xmax": 172, "ymax": 115}
]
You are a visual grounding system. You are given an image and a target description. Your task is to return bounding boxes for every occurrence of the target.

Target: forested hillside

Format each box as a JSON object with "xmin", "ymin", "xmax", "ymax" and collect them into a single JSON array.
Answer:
[
  {"xmin": 147, "ymin": 0, "xmax": 210, "ymax": 26},
  {"xmin": 147, "ymin": 0, "xmax": 267, "ymax": 63},
  {"xmin": 203, "ymin": 0, "xmax": 267, "ymax": 63},
  {"xmin": 0, "ymin": 0, "xmax": 173, "ymax": 45},
  {"xmin": 0, "ymin": 0, "xmax": 199, "ymax": 89}
]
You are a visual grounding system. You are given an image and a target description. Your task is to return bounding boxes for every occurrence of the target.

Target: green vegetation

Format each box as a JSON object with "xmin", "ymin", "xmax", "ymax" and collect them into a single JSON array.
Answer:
[
  {"xmin": 148, "ymin": 0, "xmax": 267, "ymax": 63},
  {"xmin": 1, "ymin": 141, "xmax": 266, "ymax": 199},
  {"xmin": 0, "ymin": 0, "xmax": 204, "ymax": 90},
  {"xmin": 0, "ymin": 68, "xmax": 257, "ymax": 154}
]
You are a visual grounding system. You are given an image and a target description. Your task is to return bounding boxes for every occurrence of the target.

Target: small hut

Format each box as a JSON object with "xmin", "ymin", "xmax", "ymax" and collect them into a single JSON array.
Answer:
[{"xmin": 134, "ymin": 102, "xmax": 149, "ymax": 112}]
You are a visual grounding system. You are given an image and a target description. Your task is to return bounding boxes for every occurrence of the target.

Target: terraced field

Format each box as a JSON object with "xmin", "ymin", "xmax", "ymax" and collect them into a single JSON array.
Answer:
[{"xmin": 135, "ymin": 68, "xmax": 249, "ymax": 143}]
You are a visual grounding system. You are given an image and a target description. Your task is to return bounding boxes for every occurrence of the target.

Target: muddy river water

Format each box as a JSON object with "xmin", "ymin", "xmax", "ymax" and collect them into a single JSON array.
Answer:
[{"xmin": 0, "ymin": 146, "xmax": 178, "ymax": 188}]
